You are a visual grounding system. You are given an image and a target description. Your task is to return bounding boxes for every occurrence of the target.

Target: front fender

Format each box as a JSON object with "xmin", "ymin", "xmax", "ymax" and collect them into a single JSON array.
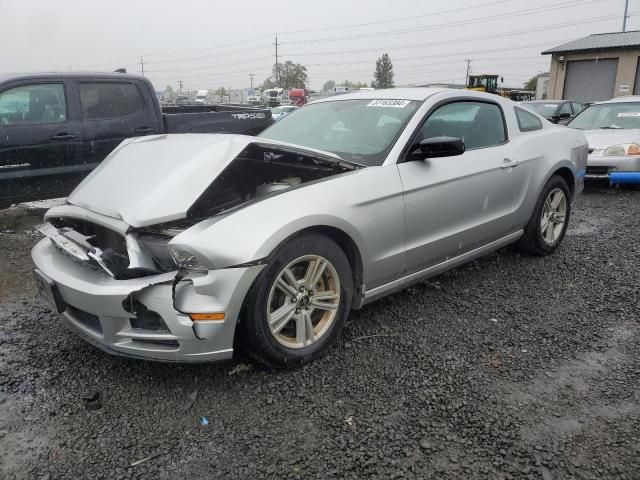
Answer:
[{"xmin": 170, "ymin": 165, "xmax": 406, "ymax": 288}]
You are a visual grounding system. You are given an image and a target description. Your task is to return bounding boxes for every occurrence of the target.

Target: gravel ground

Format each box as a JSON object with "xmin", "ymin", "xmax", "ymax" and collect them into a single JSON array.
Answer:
[{"xmin": 0, "ymin": 185, "xmax": 639, "ymax": 480}]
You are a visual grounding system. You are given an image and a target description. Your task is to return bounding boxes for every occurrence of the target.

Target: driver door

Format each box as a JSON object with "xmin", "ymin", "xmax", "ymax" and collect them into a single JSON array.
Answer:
[{"xmin": 397, "ymin": 100, "xmax": 518, "ymax": 273}]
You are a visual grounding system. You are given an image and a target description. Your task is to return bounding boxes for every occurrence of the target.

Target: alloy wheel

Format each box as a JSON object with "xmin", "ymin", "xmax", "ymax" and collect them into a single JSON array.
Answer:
[
  {"xmin": 267, "ymin": 255, "xmax": 341, "ymax": 349},
  {"xmin": 540, "ymin": 187, "xmax": 567, "ymax": 245}
]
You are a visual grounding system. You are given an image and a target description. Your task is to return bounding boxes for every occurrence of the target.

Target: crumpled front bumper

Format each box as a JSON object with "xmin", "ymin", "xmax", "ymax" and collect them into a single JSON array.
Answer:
[
  {"xmin": 31, "ymin": 238, "xmax": 263, "ymax": 362},
  {"xmin": 586, "ymin": 154, "xmax": 640, "ymax": 183}
]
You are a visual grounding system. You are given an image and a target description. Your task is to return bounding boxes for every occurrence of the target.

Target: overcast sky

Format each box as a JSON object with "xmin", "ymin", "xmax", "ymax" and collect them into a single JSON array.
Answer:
[{"xmin": 2, "ymin": 0, "xmax": 636, "ymax": 91}]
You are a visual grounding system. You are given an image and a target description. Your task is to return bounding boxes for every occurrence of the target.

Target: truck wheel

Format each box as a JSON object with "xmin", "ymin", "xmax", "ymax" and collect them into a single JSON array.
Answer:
[
  {"xmin": 518, "ymin": 175, "xmax": 571, "ymax": 256},
  {"xmin": 240, "ymin": 233, "xmax": 353, "ymax": 368}
]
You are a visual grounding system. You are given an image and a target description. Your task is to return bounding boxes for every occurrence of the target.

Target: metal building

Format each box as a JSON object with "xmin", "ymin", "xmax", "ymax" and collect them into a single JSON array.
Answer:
[{"xmin": 543, "ymin": 31, "xmax": 640, "ymax": 103}]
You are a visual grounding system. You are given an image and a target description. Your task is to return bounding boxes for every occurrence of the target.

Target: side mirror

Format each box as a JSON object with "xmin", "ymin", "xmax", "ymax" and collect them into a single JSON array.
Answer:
[
  {"xmin": 558, "ymin": 112, "xmax": 571, "ymax": 119},
  {"xmin": 409, "ymin": 136, "xmax": 465, "ymax": 160}
]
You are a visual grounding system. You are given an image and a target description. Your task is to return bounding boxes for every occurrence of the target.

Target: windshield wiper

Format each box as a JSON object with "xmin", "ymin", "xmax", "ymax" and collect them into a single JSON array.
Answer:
[{"xmin": 599, "ymin": 126, "xmax": 622, "ymax": 129}]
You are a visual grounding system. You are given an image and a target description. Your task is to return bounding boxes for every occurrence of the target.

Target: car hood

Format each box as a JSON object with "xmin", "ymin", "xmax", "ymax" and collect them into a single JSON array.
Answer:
[
  {"xmin": 67, "ymin": 133, "xmax": 344, "ymax": 228},
  {"xmin": 580, "ymin": 129, "xmax": 640, "ymax": 150}
]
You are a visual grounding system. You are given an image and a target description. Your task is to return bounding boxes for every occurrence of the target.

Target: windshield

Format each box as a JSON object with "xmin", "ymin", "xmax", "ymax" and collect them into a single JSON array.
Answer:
[
  {"xmin": 568, "ymin": 102, "xmax": 640, "ymax": 130},
  {"xmin": 522, "ymin": 102, "xmax": 558, "ymax": 117},
  {"xmin": 260, "ymin": 99, "xmax": 420, "ymax": 166}
]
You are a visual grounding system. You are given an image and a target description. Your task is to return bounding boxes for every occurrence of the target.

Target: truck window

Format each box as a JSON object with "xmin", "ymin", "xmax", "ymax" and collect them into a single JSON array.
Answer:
[
  {"xmin": 0, "ymin": 84, "xmax": 66, "ymax": 126},
  {"xmin": 79, "ymin": 82, "xmax": 144, "ymax": 119}
]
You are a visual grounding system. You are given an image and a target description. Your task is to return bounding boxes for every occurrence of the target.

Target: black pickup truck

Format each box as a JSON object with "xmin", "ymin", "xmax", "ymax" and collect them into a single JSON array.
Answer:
[{"xmin": 0, "ymin": 72, "xmax": 273, "ymax": 207}]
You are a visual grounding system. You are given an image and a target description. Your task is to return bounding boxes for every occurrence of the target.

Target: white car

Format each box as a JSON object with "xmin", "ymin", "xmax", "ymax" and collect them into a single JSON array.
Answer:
[
  {"xmin": 247, "ymin": 92, "xmax": 262, "ymax": 105},
  {"xmin": 567, "ymin": 96, "xmax": 640, "ymax": 183}
]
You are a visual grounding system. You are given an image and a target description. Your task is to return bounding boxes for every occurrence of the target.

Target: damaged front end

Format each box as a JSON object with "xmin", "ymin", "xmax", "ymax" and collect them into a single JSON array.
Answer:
[{"xmin": 32, "ymin": 135, "xmax": 356, "ymax": 361}]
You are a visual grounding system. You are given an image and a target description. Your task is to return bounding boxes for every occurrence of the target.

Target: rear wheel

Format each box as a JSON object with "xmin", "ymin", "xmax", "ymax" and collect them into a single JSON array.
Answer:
[
  {"xmin": 240, "ymin": 233, "xmax": 353, "ymax": 368},
  {"xmin": 518, "ymin": 175, "xmax": 571, "ymax": 256}
]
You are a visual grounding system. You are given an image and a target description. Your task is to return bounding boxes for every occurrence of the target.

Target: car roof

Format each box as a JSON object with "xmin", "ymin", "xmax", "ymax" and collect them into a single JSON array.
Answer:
[
  {"xmin": 0, "ymin": 71, "xmax": 147, "ymax": 84},
  {"xmin": 594, "ymin": 95, "xmax": 640, "ymax": 105},
  {"xmin": 309, "ymin": 87, "xmax": 522, "ymax": 105},
  {"xmin": 312, "ymin": 87, "xmax": 447, "ymax": 103}
]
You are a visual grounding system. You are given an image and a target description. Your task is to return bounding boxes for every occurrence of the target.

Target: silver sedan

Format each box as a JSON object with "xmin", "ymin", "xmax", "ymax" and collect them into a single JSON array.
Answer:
[
  {"xmin": 567, "ymin": 96, "xmax": 640, "ymax": 183},
  {"xmin": 31, "ymin": 88, "xmax": 587, "ymax": 367}
]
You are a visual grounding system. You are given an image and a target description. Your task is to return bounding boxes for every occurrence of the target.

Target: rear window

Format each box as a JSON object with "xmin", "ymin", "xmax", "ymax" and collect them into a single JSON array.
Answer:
[
  {"xmin": 79, "ymin": 82, "xmax": 144, "ymax": 119},
  {"xmin": 515, "ymin": 107, "xmax": 543, "ymax": 132}
]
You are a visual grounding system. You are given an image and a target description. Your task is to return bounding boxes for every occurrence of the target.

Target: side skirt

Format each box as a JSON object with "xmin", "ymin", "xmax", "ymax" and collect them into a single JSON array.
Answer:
[{"xmin": 362, "ymin": 230, "xmax": 523, "ymax": 305}]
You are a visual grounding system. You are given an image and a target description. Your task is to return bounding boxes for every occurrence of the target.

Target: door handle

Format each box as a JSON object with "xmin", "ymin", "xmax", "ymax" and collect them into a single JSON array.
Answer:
[
  {"xmin": 500, "ymin": 158, "xmax": 520, "ymax": 169},
  {"xmin": 134, "ymin": 126, "xmax": 155, "ymax": 133},
  {"xmin": 50, "ymin": 132, "xmax": 76, "ymax": 141}
]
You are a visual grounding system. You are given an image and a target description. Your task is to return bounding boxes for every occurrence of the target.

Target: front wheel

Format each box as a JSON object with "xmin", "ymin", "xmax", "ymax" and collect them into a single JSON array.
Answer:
[
  {"xmin": 240, "ymin": 233, "xmax": 353, "ymax": 368},
  {"xmin": 517, "ymin": 175, "xmax": 571, "ymax": 256}
]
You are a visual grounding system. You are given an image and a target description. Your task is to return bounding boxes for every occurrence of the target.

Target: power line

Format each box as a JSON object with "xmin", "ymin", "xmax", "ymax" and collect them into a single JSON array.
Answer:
[
  {"xmin": 144, "ymin": 13, "xmax": 619, "ymax": 82},
  {"xmin": 280, "ymin": 0, "xmax": 511, "ymax": 34},
  {"xmin": 281, "ymin": 0, "xmax": 605, "ymax": 46},
  {"xmin": 143, "ymin": 33, "xmax": 274, "ymax": 58},
  {"xmin": 282, "ymin": 12, "xmax": 621, "ymax": 58}
]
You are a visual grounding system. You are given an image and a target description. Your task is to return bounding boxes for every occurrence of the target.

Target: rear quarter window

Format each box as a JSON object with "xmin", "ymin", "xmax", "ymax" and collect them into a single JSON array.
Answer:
[
  {"xmin": 79, "ymin": 82, "xmax": 144, "ymax": 119},
  {"xmin": 515, "ymin": 107, "xmax": 543, "ymax": 132}
]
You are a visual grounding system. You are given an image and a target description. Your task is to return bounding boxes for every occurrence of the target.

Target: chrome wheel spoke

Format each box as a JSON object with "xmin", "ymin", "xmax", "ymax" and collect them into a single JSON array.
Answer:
[
  {"xmin": 270, "ymin": 304, "xmax": 296, "ymax": 334},
  {"xmin": 296, "ymin": 311, "xmax": 315, "ymax": 345},
  {"xmin": 311, "ymin": 299, "xmax": 338, "ymax": 311},
  {"xmin": 313, "ymin": 290, "xmax": 339, "ymax": 301},
  {"xmin": 304, "ymin": 258, "xmax": 327, "ymax": 289}
]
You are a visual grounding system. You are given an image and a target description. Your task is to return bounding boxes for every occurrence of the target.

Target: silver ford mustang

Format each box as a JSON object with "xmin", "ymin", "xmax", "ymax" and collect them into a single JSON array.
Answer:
[{"xmin": 31, "ymin": 88, "xmax": 588, "ymax": 367}]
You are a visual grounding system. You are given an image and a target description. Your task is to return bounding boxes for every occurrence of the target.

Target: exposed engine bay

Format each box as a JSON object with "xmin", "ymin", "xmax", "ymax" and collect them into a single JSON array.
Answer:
[{"xmin": 186, "ymin": 143, "xmax": 356, "ymax": 219}]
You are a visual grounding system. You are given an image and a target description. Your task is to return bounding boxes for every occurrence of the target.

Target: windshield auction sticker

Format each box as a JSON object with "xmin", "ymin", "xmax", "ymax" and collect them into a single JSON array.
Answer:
[
  {"xmin": 616, "ymin": 112, "xmax": 640, "ymax": 117},
  {"xmin": 366, "ymin": 99, "xmax": 411, "ymax": 108}
]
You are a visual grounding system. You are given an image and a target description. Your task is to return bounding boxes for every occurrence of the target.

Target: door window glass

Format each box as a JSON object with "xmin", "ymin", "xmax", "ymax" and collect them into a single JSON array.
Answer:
[
  {"xmin": 515, "ymin": 107, "xmax": 543, "ymax": 132},
  {"xmin": 558, "ymin": 102, "xmax": 572, "ymax": 115},
  {"xmin": 417, "ymin": 101, "xmax": 506, "ymax": 150},
  {"xmin": 0, "ymin": 84, "xmax": 66, "ymax": 125},
  {"xmin": 571, "ymin": 102, "xmax": 585, "ymax": 114},
  {"xmin": 79, "ymin": 82, "xmax": 144, "ymax": 119}
]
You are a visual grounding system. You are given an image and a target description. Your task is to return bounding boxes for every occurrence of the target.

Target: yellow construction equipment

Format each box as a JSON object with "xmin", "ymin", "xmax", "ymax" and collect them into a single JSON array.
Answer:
[{"xmin": 467, "ymin": 74, "xmax": 504, "ymax": 95}]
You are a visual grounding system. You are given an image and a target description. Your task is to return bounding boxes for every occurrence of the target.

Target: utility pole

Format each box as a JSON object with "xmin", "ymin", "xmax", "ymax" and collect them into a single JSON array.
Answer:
[
  {"xmin": 464, "ymin": 59, "xmax": 472, "ymax": 87},
  {"xmin": 623, "ymin": 0, "xmax": 630, "ymax": 31},
  {"xmin": 249, "ymin": 73, "xmax": 255, "ymax": 90},
  {"xmin": 178, "ymin": 80, "xmax": 183, "ymax": 94},
  {"xmin": 139, "ymin": 56, "xmax": 145, "ymax": 77},
  {"xmin": 273, "ymin": 33, "xmax": 279, "ymax": 86}
]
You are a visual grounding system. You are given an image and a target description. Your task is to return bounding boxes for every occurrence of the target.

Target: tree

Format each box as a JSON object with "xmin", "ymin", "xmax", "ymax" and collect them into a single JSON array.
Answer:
[
  {"xmin": 340, "ymin": 80, "xmax": 369, "ymax": 89},
  {"xmin": 163, "ymin": 85, "xmax": 175, "ymax": 102},
  {"xmin": 524, "ymin": 75, "xmax": 539, "ymax": 91},
  {"xmin": 214, "ymin": 87, "xmax": 227, "ymax": 96},
  {"xmin": 322, "ymin": 80, "xmax": 336, "ymax": 92},
  {"xmin": 259, "ymin": 77, "xmax": 277, "ymax": 90},
  {"xmin": 372, "ymin": 53, "xmax": 394, "ymax": 89},
  {"xmin": 273, "ymin": 60, "xmax": 308, "ymax": 90}
]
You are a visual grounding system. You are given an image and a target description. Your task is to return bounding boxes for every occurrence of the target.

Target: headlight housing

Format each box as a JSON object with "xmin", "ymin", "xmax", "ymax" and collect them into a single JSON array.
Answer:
[
  {"xmin": 603, "ymin": 143, "xmax": 640, "ymax": 156},
  {"xmin": 169, "ymin": 247, "xmax": 208, "ymax": 273}
]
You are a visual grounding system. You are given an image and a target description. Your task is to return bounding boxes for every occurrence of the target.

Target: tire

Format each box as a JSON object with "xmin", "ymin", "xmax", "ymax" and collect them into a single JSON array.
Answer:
[
  {"xmin": 517, "ymin": 174, "xmax": 571, "ymax": 256},
  {"xmin": 239, "ymin": 233, "xmax": 353, "ymax": 368}
]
